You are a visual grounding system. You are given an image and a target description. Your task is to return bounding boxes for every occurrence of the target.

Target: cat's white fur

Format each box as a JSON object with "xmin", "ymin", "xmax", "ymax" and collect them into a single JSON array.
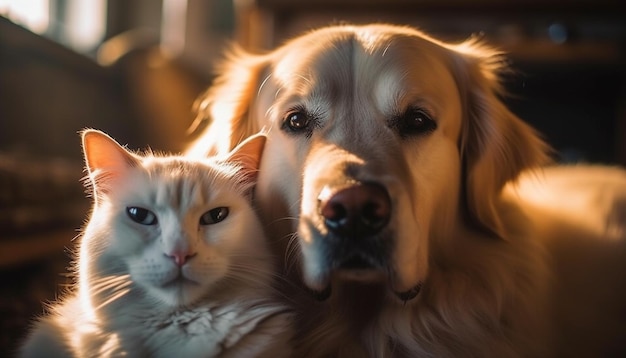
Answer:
[{"xmin": 19, "ymin": 130, "xmax": 292, "ymax": 357}]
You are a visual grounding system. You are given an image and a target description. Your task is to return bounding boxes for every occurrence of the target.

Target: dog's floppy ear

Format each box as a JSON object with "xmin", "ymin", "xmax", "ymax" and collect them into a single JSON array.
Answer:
[
  {"xmin": 452, "ymin": 40, "xmax": 551, "ymax": 238},
  {"xmin": 187, "ymin": 46, "xmax": 268, "ymax": 157}
]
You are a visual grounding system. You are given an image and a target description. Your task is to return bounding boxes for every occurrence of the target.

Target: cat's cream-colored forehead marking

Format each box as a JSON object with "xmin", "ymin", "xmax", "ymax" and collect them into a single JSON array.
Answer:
[{"xmin": 137, "ymin": 158, "xmax": 234, "ymax": 213}]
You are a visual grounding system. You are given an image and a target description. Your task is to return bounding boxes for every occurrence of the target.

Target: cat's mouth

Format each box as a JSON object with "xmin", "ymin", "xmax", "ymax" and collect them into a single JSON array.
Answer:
[{"xmin": 163, "ymin": 273, "xmax": 200, "ymax": 288}]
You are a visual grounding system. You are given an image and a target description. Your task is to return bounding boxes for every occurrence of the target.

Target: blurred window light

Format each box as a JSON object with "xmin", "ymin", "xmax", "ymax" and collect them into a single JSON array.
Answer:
[
  {"xmin": 0, "ymin": 0, "xmax": 106, "ymax": 53},
  {"xmin": 65, "ymin": 0, "xmax": 106, "ymax": 52},
  {"xmin": 161, "ymin": 0, "xmax": 188, "ymax": 57},
  {"xmin": 0, "ymin": 0, "xmax": 49, "ymax": 34}
]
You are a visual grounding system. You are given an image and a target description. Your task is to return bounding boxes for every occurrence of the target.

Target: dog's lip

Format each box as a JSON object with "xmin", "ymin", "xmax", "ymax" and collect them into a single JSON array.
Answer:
[
  {"xmin": 303, "ymin": 262, "xmax": 386, "ymax": 301},
  {"xmin": 334, "ymin": 268, "xmax": 386, "ymax": 282},
  {"xmin": 332, "ymin": 253, "xmax": 386, "ymax": 280},
  {"xmin": 307, "ymin": 284, "xmax": 332, "ymax": 301},
  {"xmin": 336, "ymin": 254, "xmax": 380, "ymax": 270},
  {"xmin": 394, "ymin": 282, "xmax": 423, "ymax": 302}
]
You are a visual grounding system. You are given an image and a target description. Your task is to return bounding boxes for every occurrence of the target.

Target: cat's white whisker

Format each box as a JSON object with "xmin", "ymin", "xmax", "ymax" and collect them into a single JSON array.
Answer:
[
  {"xmin": 284, "ymin": 232, "xmax": 301, "ymax": 276},
  {"xmin": 88, "ymin": 276, "xmax": 131, "ymax": 295},
  {"xmin": 89, "ymin": 274, "xmax": 130, "ymax": 289},
  {"xmin": 269, "ymin": 215, "xmax": 299, "ymax": 227},
  {"xmin": 91, "ymin": 279, "xmax": 132, "ymax": 295},
  {"xmin": 93, "ymin": 287, "xmax": 131, "ymax": 312}
]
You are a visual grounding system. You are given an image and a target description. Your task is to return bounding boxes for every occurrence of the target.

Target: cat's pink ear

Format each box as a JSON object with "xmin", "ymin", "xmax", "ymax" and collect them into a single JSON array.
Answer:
[
  {"xmin": 224, "ymin": 133, "xmax": 266, "ymax": 183},
  {"xmin": 81, "ymin": 129, "xmax": 140, "ymax": 191}
]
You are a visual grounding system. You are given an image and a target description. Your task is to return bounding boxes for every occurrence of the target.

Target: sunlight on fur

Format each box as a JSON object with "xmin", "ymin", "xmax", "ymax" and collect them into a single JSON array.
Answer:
[
  {"xmin": 507, "ymin": 166, "xmax": 626, "ymax": 241},
  {"xmin": 187, "ymin": 23, "xmax": 626, "ymax": 357}
]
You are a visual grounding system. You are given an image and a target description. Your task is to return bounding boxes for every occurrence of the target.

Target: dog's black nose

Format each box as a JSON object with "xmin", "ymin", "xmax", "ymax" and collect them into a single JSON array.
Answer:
[{"xmin": 320, "ymin": 183, "xmax": 391, "ymax": 238}]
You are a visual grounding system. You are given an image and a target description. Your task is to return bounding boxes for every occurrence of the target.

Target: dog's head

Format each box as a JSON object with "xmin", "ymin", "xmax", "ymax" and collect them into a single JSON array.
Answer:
[{"xmin": 188, "ymin": 24, "xmax": 549, "ymax": 300}]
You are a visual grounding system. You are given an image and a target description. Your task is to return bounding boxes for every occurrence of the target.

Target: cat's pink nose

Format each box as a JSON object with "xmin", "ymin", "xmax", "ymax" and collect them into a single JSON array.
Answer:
[{"xmin": 166, "ymin": 251, "xmax": 197, "ymax": 267}]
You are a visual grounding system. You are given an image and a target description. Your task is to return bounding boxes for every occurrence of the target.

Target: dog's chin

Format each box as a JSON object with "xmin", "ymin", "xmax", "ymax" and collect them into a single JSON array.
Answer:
[
  {"xmin": 304, "ymin": 266, "xmax": 423, "ymax": 303},
  {"xmin": 301, "ymin": 228, "xmax": 425, "ymax": 302}
]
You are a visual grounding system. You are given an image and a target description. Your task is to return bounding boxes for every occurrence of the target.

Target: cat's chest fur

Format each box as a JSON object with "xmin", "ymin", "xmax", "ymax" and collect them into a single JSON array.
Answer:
[{"xmin": 109, "ymin": 299, "xmax": 289, "ymax": 357}]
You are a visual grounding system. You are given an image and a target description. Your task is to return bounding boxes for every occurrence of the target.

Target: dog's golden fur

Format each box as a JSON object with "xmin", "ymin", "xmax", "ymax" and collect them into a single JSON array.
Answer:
[{"xmin": 188, "ymin": 24, "xmax": 626, "ymax": 357}]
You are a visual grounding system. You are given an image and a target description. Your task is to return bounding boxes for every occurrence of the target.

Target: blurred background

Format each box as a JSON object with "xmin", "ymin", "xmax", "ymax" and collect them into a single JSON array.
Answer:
[{"xmin": 1, "ymin": 0, "xmax": 625, "ymax": 354}]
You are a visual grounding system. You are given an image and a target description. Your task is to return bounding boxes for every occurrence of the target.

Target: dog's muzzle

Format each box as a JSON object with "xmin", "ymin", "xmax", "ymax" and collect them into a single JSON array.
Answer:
[
  {"xmin": 311, "ymin": 182, "xmax": 423, "ymax": 302},
  {"xmin": 318, "ymin": 182, "xmax": 392, "ymax": 271}
]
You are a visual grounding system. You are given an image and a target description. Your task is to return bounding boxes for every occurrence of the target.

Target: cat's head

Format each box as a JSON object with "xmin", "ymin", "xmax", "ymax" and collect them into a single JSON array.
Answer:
[{"xmin": 81, "ymin": 129, "xmax": 269, "ymax": 308}]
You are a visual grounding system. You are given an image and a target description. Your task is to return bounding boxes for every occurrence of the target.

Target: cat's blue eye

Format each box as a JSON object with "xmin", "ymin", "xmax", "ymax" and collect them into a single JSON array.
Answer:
[
  {"xmin": 126, "ymin": 207, "xmax": 158, "ymax": 225},
  {"xmin": 200, "ymin": 207, "xmax": 229, "ymax": 225}
]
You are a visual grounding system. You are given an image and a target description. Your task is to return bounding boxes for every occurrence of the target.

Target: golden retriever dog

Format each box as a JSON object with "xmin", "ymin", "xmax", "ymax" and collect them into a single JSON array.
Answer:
[{"xmin": 187, "ymin": 24, "xmax": 626, "ymax": 357}]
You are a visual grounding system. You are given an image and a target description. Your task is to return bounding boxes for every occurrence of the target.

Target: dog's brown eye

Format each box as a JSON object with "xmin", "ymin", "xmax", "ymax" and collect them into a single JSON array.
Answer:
[
  {"xmin": 394, "ymin": 107, "xmax": 437, "ymax": 137},
  {"xmin": 283, "ymin": 110, "xmax": 312, "ymax": 134}
]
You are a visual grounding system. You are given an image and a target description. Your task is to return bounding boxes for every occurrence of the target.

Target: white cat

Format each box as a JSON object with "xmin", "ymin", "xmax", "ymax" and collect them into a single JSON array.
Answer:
[{"xmin": 19, "ymin": 130, "xmax": 292, "ymax": 357}]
